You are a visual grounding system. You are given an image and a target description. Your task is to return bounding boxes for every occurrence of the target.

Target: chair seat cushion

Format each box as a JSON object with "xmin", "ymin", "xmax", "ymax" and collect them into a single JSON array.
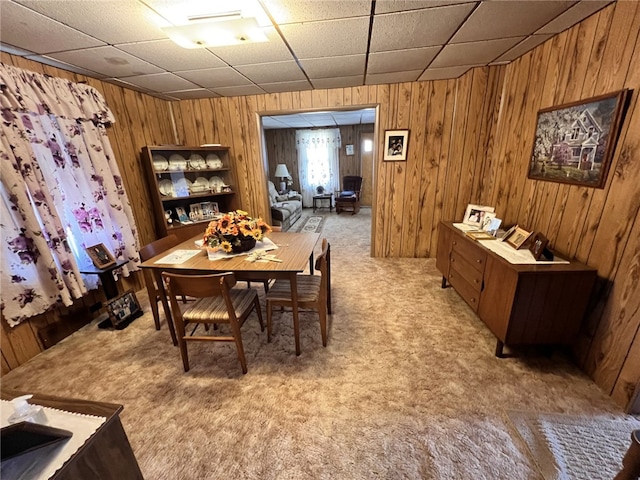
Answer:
[
  {"xmin": 183, "ymin": 289, "xmax": 257, "ymax": 323},
  {"xmin": 339, "ymin": 191, "xmax": 356, "ymax": 197},
  {"xmin": 266, "ymin": 275, "xmax": 321, "ymax": 303}
]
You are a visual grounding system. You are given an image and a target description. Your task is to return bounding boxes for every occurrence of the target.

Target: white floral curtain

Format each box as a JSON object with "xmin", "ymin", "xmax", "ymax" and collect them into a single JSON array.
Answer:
[
  {"xmin": 0, "ymin": 63, "xmax": 139, "ymax": 327},
  {"xmin": 295, "ymin": 128, "xmax": 341, "ymax": 207}
]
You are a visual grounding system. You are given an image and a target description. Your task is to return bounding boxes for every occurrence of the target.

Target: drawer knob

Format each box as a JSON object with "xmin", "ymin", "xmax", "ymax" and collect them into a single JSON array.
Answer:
[
  {"xmin": 474, "ymin": 279, "xmax": 479, "ymax": 284},
  {"xmin": 472, "ymin": 298, "xmax": 476, "ymax": 303},
  {"xmin": 453, "ymin": 241, "xmax": 457, "ymax": 245},
  {"xmin": 476, "ymin": 259, "xmax": 482, "ymax": 263}
]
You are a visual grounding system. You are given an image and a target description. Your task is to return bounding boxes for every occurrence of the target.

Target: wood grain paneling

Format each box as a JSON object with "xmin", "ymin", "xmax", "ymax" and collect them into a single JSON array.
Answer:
[{"xmin": 484, "ymin": 2, "xmax": 640, "ymax": 408}]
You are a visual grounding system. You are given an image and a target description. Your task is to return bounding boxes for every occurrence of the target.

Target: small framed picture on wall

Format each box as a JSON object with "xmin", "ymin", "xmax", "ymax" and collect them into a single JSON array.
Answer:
[{"xmin": 383, "ymin": 130, "xmax": 409, "ymax": 161}]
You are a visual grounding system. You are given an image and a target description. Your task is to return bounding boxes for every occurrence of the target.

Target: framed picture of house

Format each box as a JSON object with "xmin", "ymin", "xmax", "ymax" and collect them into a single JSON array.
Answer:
[
  {"xmin": 383, "ymin": 130, "xmax": 409, "ymax": 161},
  {"xmin": 528, "ymin": 89, "xmax": 630, "ymax": 188}
]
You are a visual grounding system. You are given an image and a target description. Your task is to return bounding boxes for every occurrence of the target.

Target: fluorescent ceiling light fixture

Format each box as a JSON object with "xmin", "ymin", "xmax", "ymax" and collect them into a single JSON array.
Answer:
[{"xmin": 162, "ymin": 16, "xmax": 268, "ymax": 48}]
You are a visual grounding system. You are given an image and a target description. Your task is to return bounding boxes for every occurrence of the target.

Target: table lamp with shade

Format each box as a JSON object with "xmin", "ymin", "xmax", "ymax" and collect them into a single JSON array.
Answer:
[{"xmin": 274, "ymin": 164, "xmax": 290, "ymax": 193}]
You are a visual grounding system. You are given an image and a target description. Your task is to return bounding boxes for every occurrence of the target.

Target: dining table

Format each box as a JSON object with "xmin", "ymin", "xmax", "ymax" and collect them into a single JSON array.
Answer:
[{"xmin": 139, "ymin": 231, "xmax": 320, "ymax": 355}]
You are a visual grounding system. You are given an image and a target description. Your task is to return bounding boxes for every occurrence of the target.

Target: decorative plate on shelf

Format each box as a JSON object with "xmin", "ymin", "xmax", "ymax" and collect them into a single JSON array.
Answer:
[
  {"xmin": 173, "ymin": 178, "xmax": 192, "ymax": 197},
  {"xmin": 209, "ymin": 176, "xmax": 224, "ymax": 192},
  {"xmin": 152, "ymin": 154, "xmax": 169, "ymax": 171},
  {"xmin": 191, "ymin": 177, "xmax": 210, "ymax": 193},
  {"xmin": 189, "ymin": 154, "xmax": 205, "ymax": 170},
  {"xmin": 168, "ymin": 154, "xmax": 187, "ymax": 170},
  {"xmin": 158, "ymin": 179, "xmax": 174, "ymax": 196},
  {"xmin": 205, "ymin": 154, "xmax": 223, "ymax": 169}
]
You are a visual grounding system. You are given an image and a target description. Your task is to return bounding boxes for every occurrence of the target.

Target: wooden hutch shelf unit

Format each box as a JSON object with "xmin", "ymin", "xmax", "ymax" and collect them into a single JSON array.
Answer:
[
  {"xmin": 436, "ymin": 221, "xmax": 597, "ymax": 357},
  {"xmin": 142, "ymin": 145, "xmax": 238, "ymax": 241}
]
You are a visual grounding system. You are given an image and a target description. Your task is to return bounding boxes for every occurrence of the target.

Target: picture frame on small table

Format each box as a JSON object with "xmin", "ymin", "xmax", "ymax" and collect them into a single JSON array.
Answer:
[
  {"xmin": 106, "ymin": 289, "xmax": 143, "ymax": 329},
  {"xmin": 504, "ymin": 226, "xmax": 533, "ymax": 250},
  {"xmin": 85, "ymin": 243, "xmax": 116, "ymax": 269},
  {"xmin": 462, "ymin": 204, "xmax": 496, "ymax": 228},
  {"xmin": 529, "ymin": 232, "xmax": 552, "ymax": 260}
]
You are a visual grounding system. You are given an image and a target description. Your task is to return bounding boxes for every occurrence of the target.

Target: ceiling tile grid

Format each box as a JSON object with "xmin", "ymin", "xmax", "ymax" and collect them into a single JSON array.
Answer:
[{"xmin": 0, "ymin": 0, "xmax": 614, "ymax": 100}]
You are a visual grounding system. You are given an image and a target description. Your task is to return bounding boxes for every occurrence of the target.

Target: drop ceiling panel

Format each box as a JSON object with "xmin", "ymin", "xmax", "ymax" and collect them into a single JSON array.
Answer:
[
  {"xmin": 280, "ymin": 18, "xmax": 370, "ymax": 59},
  {"xmin": 299, "ymin": 55, "xmax": 366, "ymax": 79},
  {"xmin": 0, "ymin": 2, "xmax": 105, "ymax": 54},
  {"xmin": 450, "ymin": 1, "xmax": 574, "ymax": 43},
  {"xmin": 211, "ymin": 85, "xmax": 266, "ymax": 97},
  {"xmin": 430, "ymin": 37, "xmax": 525, "ymax": 68},
  {"xmin": 365, "ymin": 70, "xmax": 424, "ymax": 85},
  {"xmin": 368, "ymin": 46, "xmax": 440, "ymax": 74},
  {"xmin": 494, "ymin": 35, "xmax": 554, "ymax": 63},
  {"xmin": 536, "ymin": 1, "xmax": 612, "ymax": 35},
  {"xmin": 176, "ymin": 67, "xmax": 253, "ymax": 88},
  {"xmin": 0, "ymin": 0, "xmax": 614, "ymax": 98},
  {"xmin": 375, "ymin": 0, "xmax": 478, "ymax": 14},
  {"xmin": 117, "ymin": 40, "xmax": 227, "ymax": 71},
  {"xmin": 370, "ymin": 4, "xmax": 475, "ymax": 52},
  {"xmin": 259, "ymin": 80, "xmax": 313, "ymax": 93},
  {"xmin": 119, "ymin": 73, "xmax": 198, "ymax": 92},
  {"xmin": 164, "ymin": 89, "xmax": 220, "ymax": 100},
  {"xmin": 236, "ymin": 61, "xmax": 306, "ymax": 84},
  {"xmin": 311, "ymin": 75, "xmax": 364, "ymax": 89},
  {"xmin": 419, "ymin": 65, "xmax": 473, "ymax": 81},
  {"xmin": 47, "ymin": 46, "xmax": 164, "ymax": 77},
  {"xmin": 207, "ymin": 28, "xmax": 295, "ymax": 66},
  {"xmin": 14, "ymin": 0, "xmax": 166, "ymax": 44},
  {"xmin": 261, "ymin": 0, "xmax": 371, "ymax": 25}
]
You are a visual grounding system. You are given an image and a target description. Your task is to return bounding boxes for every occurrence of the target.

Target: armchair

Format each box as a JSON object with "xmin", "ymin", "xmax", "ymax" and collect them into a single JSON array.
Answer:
[
  {"xmin": 335, "ymin": 176, "xmax": 363, "ymax": 214},
  {"xmin": 268, "ymin": 181, "xmax": 302, "ymax": 231}
]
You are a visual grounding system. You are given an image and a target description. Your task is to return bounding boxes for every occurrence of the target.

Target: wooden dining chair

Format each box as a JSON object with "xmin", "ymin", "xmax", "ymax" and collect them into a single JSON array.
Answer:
[
  {"xmin": 265, "ymin": 239, "xmax": 331, "ymax": 352},
  {"xmin": 162, "ymin": 272, "xmax": 264, "ymax": 374},
  {"xmin": 139, "ymin": 234, "xmax": 181, "ymax": 345}
]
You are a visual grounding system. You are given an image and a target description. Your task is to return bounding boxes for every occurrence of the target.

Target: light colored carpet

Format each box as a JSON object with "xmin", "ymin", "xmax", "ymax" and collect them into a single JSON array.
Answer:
[
  {"xmin": 0, "ymin": 207, "xmax": 629, "ymax": 479},
  {"xmin": 508, "ymin": 410, "xmax": 640, "ymax": 479}
]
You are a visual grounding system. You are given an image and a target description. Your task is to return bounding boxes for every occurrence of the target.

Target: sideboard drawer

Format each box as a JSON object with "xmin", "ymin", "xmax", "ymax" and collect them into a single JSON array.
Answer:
[
  {"xmin": 451, "ymin": 238, "xmax": 486, "ymax": 272},
  {"xmin": 448, "ymin": 265, "xmax": 481, "ymax": 311},
  {"xmin": 450, "ymin": 251, "xmax": 483, "ymax": 289}
]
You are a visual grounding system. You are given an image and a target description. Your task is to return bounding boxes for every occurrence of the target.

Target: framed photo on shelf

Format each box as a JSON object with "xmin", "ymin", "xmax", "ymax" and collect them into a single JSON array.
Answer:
[
  {"xmin": 462, "ymin": 204, "xmax": 495, "ymax": 228},
  {"xmin": 85, "ymin": 243, "xmax": 115, "ymax": 269},
  {"xmin": 528, "ymin": 89, "xmax": 630, "ymax": 188},
  {"xmin": 383, "ymin": 130, "xmax": 409, "ymax": 161},
  {"xmin": 175, "ymin": 207, "xmax": 190, "ymax": 223},
  {"xmin": 106, "ymin": 289, "xmax": 142, "ymax": 329},
  {"xmin": 189, "ymin": 203, "xmax": 203, "ymax": 221},
  {"xmin": 529, "ymin": 232, "xmax": 550, "ymax": 260},
  {"xmin": 504, "ymin": 226, "xmax": 532, "ymax": 250}
]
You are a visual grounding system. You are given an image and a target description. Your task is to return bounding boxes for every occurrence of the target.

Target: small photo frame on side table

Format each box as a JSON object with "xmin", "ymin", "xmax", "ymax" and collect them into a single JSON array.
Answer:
[
  {"xmin": 383, "ymin": 130, "xmax": 409, "ymax": 161},
  {"xmin": 106, "ymin": 289, "xmax": 143, "ymax": 329},
  {"xmin": 504, "ymin": 226, "xmax": 533, "ymax": 250},
  {"xmin": 85, "ymin": 243, "xmax": 116, "ymax": 269},
  {"xmin": 529, "ymin": 232, "xmax": 552, "ymax": 260}
]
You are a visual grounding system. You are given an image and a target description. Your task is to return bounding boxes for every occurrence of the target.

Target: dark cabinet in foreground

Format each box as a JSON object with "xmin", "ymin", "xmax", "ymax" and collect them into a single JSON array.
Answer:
[{"xmin": 436, "ymin": 221, "xmax": 597, "ymax": 357}]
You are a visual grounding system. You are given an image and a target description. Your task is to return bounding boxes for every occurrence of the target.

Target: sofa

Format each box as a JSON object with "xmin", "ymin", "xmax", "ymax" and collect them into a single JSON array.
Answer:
[{"xmin": 268, "ymin": 181, "xmax": 302, "ymax": 231}]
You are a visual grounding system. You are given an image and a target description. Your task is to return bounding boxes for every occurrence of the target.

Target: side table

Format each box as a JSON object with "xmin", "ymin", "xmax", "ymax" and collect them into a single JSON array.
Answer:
[
  {"xmin": 80, "ymin": 259, "xmax": 130, "ymax": 300},
  {"xmin": 313, "ymin": 193, "xmax": 333, "ymax": 212}
]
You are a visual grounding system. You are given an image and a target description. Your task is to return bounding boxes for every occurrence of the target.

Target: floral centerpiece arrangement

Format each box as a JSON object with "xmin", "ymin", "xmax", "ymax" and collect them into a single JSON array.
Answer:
[{"xmin": 203, "ymin": 210, "xmax": 272, "ymax": 254}]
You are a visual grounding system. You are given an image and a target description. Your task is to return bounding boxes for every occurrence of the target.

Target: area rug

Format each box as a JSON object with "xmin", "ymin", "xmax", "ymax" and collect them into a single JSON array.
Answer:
[
  {"xmin": 292, "ymin": 214, "xmax": 325, "ymax": 233},
  {"xmin": 508, "ymin": 410, "xmax": 640, "ymax": 479}
]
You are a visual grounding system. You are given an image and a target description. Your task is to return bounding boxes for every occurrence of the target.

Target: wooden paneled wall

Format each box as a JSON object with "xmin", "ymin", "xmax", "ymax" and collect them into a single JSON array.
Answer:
[
  {"xmin": 476, "ymin": 1, "xmax": 640, "ymax": 408},
  {"xmin": 0, "ymin": 53, "xmax": 177, "ymax": 372},
  {"xmin": 263, "ymin": 124, "xmax": 374, "ymax": 205}
]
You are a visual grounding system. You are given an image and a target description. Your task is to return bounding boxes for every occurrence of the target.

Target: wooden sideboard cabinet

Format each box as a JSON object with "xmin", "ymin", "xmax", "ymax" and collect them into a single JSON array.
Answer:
[{"xmin": 436, "ymin": 221, "xmax": 597, "ymax": 357}]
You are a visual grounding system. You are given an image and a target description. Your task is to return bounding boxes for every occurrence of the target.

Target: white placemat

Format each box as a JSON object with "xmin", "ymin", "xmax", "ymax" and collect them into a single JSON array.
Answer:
[
  {"xmin": 154, "ymin": 249, "xmax": 201, "ymax": 264},
  {"xmin": 1, "ymin": 399, "xmax": 106, "ymax": 480},
  {"xmin": 478, "ymin": 239, "xmax": 569, "ymax": 265}
]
